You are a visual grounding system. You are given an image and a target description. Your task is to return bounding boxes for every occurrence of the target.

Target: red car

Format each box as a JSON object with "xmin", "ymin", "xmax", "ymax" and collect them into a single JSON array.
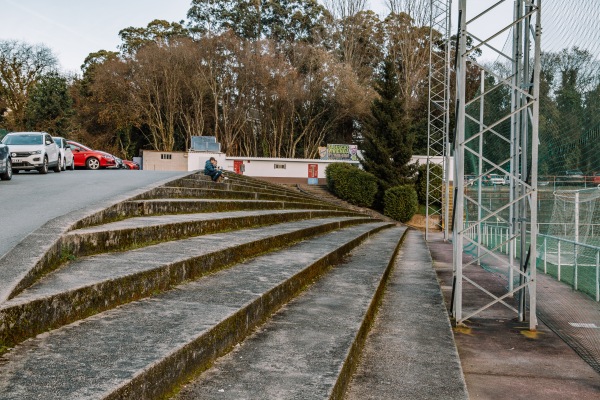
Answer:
[
  {"xmin": 121, "ymin": 159, "xmax": 140, "ymax": 170},
  {"xmin": 67, "ymin": 140, "xmax": 116, "ymax": 170}
]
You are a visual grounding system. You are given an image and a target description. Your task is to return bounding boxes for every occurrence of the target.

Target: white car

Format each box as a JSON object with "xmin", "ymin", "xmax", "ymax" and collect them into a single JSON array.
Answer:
[
  {"xmin": 1, "ymin": 132, "xmax": 60, "ymax": 174},
  {"xmin": 483, "ymin": 174, "xmax": 506, "ymax": 186},
  {"xmin": 52, "ymin": 136, "xmax": 75, "ymax": 171}
]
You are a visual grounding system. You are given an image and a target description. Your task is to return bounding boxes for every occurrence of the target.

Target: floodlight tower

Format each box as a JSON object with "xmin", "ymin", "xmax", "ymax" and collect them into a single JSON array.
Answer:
[
  {"xmin": 452, "ymin": 0, "xmax": 541, "ymax": 330},
  {"xmin": 426, "ymin": 0, "xmax": 452, "ymax": 241}
]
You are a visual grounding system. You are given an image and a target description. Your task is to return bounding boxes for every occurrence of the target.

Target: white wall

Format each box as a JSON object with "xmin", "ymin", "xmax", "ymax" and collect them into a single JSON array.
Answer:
[
  {"xmin": 142, "ymin": 150, "xmax": 453, "ymax": 182},
  {"xmin": 222, "ymin": 156, "xmax": 355, "ymax": 179}
]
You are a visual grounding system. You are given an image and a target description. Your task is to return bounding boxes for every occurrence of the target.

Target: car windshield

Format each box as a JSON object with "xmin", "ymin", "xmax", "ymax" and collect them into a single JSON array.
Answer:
[
  {"xmin": 2, "ymin": 134, "xmax": 43, "ymax": 145},
  {"xmin": 70, "ymin": 142, "xmax": 91, "ymax": 151},
  {"xmin": 53, "ymin": 138, "xmax": 62, "ymax": 147}
]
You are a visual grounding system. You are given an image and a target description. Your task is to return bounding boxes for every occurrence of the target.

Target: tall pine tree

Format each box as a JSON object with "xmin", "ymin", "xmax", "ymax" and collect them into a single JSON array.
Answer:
[{"xmin": 360, "ymin": 56, "xmax": 415, "ymax": 188}]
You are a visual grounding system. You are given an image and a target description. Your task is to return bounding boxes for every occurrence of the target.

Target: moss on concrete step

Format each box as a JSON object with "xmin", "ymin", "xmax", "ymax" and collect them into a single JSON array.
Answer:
[{"xmin": 0, "ymin": 219, "xmax": 387, "ymax": 352}]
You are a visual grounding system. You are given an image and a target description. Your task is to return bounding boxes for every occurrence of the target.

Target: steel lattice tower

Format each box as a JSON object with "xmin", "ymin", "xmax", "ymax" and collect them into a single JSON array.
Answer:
[
  {"xmin": 426, "ymin": 0, "xmax": 452, "ymax": 241},
  {"xmin": 453, "ymin": 0, "xmax": 541, "ymax": 330}
]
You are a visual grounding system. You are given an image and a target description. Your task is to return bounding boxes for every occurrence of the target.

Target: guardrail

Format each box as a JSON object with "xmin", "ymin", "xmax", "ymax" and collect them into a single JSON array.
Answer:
[{"xmin": 464, "ymin": 222, "xmax": 600, "ymax": 301}]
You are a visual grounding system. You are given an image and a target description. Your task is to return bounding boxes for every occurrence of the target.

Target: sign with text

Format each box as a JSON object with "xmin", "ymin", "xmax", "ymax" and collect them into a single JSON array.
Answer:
[{"xmin": 326, "ymin": 144, "xmax": 358, "ymax": 161}]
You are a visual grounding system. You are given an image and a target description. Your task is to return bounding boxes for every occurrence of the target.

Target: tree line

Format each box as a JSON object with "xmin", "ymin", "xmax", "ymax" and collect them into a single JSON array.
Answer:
[
  {"xmin": 0, "ymin": 0, "xmax": 435, "ymax": 171},
  {"xmin": 3, "ymin": 1, "xmax": 596, "ymax": 183}
]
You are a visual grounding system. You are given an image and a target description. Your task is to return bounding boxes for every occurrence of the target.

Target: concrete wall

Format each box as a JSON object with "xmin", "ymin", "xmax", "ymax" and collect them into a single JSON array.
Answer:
[
  {"xmin": 220, "ymin": 156, "xmax": 353, "ymax": 179},
  {"xmin": 142, "ymin": 151, "xmax": 188, "ymax": 171},
  {"xmin": 141, "ymin": 150, "xmax": 453, "ymax": 183}
]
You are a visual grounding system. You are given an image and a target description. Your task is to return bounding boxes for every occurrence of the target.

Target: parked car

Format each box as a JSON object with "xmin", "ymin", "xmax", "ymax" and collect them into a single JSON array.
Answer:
[
  {"xmin": 52, "ymin": 137, "xmax": 75, "ymax": 171},
  {"xmin": 121, "ymin": 159, "xmax": 140, "ymax": 170},
  {"xmin": 67, "ymin": 140, "xmax": 116, "ymax": 170},
  {"xmin": 586, "ymin": 172, "xmax": 600, "ymax": 186},
  {"xmin": 465, "ymin": 175, "xmax": 477, "ymax": 186},
  {"xmin": 483, "ymin": 174, "xmax": 506, "ymax": 186},
  {"xmin": 0, "ymin": 143, "xmax": 12, "ymax": 180},
  {"xmin": 557, "ymin": 169, "xmax": 585, "ymax": 186},
  {"xmin": 98, "ymin": 152, "xmax": 121, "ymax": 169},
  {"xmin": 1, "ymin": 132, "xmax": 60, "ymax": 174}
]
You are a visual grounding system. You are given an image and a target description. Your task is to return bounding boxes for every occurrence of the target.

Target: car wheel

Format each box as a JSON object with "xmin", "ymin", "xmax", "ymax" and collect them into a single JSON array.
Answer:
[
  {"xmin": 53, "ymin": 157, "xmax": 62, "ymax": 173},
  {"xmin": 0, "ymin": 158, "xmax": 12, "ymax": 181},
  {"xmin": 61, "ymin": 158, "xmax": 66, "ymax": 171},
  {"xmin": 86, "ymin": 157, "xmax": 100, "ymax": 170},
  {"xmin": 70, "ymin": 159, "xmax": 75, "ymax": 170},
  {"xmin": 38, "ymin": 156, "xmax": 49, "ymax": 174}
]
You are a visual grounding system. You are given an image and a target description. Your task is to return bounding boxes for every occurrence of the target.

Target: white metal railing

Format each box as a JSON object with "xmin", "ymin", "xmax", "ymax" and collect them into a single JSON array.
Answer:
[{"xmin": 465, "ymin": 223, "xmax": 600, "ymax": 301}]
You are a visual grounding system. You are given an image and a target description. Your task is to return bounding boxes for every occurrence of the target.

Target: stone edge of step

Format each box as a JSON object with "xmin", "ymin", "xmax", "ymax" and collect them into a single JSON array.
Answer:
[
  {"xmin": 104, "ymin": 224, "xmax": 399, "ymax": 400},
  {"xmin": 0, "ymin": 220, "xmax": 390, "ymax": 352},
  {"xmin": 0, "ymin": 171, "xmax": 194, "ymax": 305}
]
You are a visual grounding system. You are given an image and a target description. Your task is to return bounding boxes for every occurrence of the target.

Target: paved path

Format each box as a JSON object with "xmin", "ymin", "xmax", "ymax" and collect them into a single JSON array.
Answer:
[
  {"xmin": 427, "ymin": 232, "xmax": 600, "ymax": 399},
  {"xmin": 346, "ymin": 230, "xmax": 468, "ymax": 399}
]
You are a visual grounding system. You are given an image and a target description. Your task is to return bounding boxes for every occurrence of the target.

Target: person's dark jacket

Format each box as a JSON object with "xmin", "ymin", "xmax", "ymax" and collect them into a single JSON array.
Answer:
[
  {"xmin": 204, "ymin": 159, "xmax": 222, "ymax": 181},
  {"xmin": 204, "ymin": 159, "xmax": 216, "ymax": 176}
]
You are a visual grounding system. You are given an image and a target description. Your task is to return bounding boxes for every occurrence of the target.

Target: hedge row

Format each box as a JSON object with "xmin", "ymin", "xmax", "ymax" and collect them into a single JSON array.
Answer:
[
  {"xmin": 325, "ymin": 162, "xmax": 377, "ymax": 207},
  {"xmin": 383, "ymin": 185, "xmax": 418, "ymax": 222},
  {"xmin": 325, "ymin": 162, "xmax": 436, "ymax": 222}
]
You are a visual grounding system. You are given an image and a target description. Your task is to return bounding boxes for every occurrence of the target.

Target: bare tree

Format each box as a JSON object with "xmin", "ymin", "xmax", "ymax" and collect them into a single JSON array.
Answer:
[
  {"xmin": 324, "ymin": 0, "xmax": 367, "ymax": 19},
  {"xmin": 383, "ymin": 4, "xmax": 431, "ymax": 112},
  {"xmin": 324, "ymin": 1, "xmax": 383, "ymax": 84},
  {"xmin": 385, "ymin": 0, "xmax": 430, "ymax": 25}
]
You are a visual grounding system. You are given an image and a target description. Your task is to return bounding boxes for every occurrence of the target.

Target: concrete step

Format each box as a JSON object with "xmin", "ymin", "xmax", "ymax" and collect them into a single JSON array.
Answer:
[
  {"xmin": 173, "ymin": 226, "xmax": 407, "ymax": 400},
  {"xmin": 0, "ymin": 224, "xmax": 400, "ymax": 400},
  {"xmin": 120, "ymin": 198, "xmax": 343, "ymax": 216},
  {"xmin": 74, "ymin": 199, "xmax": 348, "ymax": 228},
  {"xmin": 137, "ymin": 186, "xmax": 335, "ymax": 205},
  {"xmin": 169, "ymin": 176, "xmax": 317, "ymax": 201},
  {"xmin": 344, "ymin": 230, "xmax": 468, "ymax": 400},
  {"xmin": 1, "ymin": 218, "xmax": 386, "ymax": 350},
  {"xmin": 62, "ymin": 209, "xmax": 366, "ymax": 257}
]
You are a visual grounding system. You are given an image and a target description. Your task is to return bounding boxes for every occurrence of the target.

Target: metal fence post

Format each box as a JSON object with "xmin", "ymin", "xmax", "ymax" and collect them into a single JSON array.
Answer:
[
  {"xmin": 558, "ymin": 240, "xmax": 561, "ymax": 281},
  {"xmin": 543, "ymin": 236, "xmax": 547, "ymax": 274},
  {"xmin": 574, "ymin": 243, "xmax": 578, "ymax": 291},
  {"xmin": 596, "ymin": 250, "xmax": 599, "ymax": 302}
]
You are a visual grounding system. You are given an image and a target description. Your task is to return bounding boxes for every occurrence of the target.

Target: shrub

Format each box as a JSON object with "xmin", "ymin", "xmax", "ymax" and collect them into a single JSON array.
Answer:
[
  {"xmin": 384, "ymin": 185, "xmax": 418, "ymax": 222},
  {"xmin": 325, "ymin": 162, "xmax": 356, "ymax": 192},
  {"xmin": 325, "ymin": 162, "xmax": 377, "ymax": 207},
  {"xmin": 415, "ymin": 163, "xmax": 443, "ymax": 205}
]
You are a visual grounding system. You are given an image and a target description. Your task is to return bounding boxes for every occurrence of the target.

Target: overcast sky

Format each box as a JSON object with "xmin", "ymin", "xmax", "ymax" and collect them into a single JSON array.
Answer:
[{"xmin": 1, "ymin": 0, "xmax": 513, "ymax": 75}]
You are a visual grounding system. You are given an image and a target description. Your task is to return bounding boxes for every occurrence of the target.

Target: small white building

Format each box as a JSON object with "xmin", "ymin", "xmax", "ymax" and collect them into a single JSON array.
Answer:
[
  {"xmin": 141, "ymin": 150, "xmax": 453, "ymax": 185},
  {"xmin": 142, "ymin": 150, "xmax": 360, "ymax": 184}
]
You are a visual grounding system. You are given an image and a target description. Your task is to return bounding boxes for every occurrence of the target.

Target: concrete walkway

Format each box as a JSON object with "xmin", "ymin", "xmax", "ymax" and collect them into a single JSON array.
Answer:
[
  {"xmin": 427, "ymin": 232, "xmax": 600, "ymax": 399},
  {"xmin": 345, "ymin": 229, "xmax": 468, "ymax": 400}
]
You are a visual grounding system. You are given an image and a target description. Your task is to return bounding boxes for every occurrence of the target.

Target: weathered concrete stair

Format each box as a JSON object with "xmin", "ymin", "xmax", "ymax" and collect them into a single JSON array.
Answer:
[
  {"xmin": 0, "ymin": 171, "xmax": 466, "ymax": 400},
  {"xmin": 173, "ymin": 226, "xmax": 407, "ymax": 400},
  {"xmin": 0, "ymin": 224, "xmax": 402, "ymax": 399},
  {"xmin": 0, "ymin": 217, "xmax": 380, "ymax": 350},
  {"xmin": 0, "ymin": 172, "xmax": 380, "ymax": 352},
  {"xmin": 0, "ymin": 174, "xmax": 365, "ymax": 304}
]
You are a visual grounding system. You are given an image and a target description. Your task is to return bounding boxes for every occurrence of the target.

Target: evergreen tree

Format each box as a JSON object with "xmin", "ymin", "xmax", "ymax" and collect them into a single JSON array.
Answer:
[
  {"xmin": 360, "ymin": 56, "xmax": 415, "ymax": 188},
  {"xmin": 24, "ymin": 72, "xmax": 73, "ymax": 134}
]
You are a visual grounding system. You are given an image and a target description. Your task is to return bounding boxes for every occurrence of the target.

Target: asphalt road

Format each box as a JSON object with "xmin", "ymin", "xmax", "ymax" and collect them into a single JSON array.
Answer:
[{"xmin": 0, "ymin": 168, "xmax": 187, "ymax": 259}]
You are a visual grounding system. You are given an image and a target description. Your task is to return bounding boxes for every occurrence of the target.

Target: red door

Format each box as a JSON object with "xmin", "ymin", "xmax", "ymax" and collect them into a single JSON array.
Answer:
[{"xmin": 234, "ymin": 160, "xmax": 244, "ymax": 174}]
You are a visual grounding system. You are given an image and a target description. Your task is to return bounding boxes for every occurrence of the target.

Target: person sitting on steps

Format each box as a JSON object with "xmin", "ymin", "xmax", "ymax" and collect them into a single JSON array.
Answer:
[{"xmin": 204, "ymin": 157, "xmax": 228, "ymax": 182}]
